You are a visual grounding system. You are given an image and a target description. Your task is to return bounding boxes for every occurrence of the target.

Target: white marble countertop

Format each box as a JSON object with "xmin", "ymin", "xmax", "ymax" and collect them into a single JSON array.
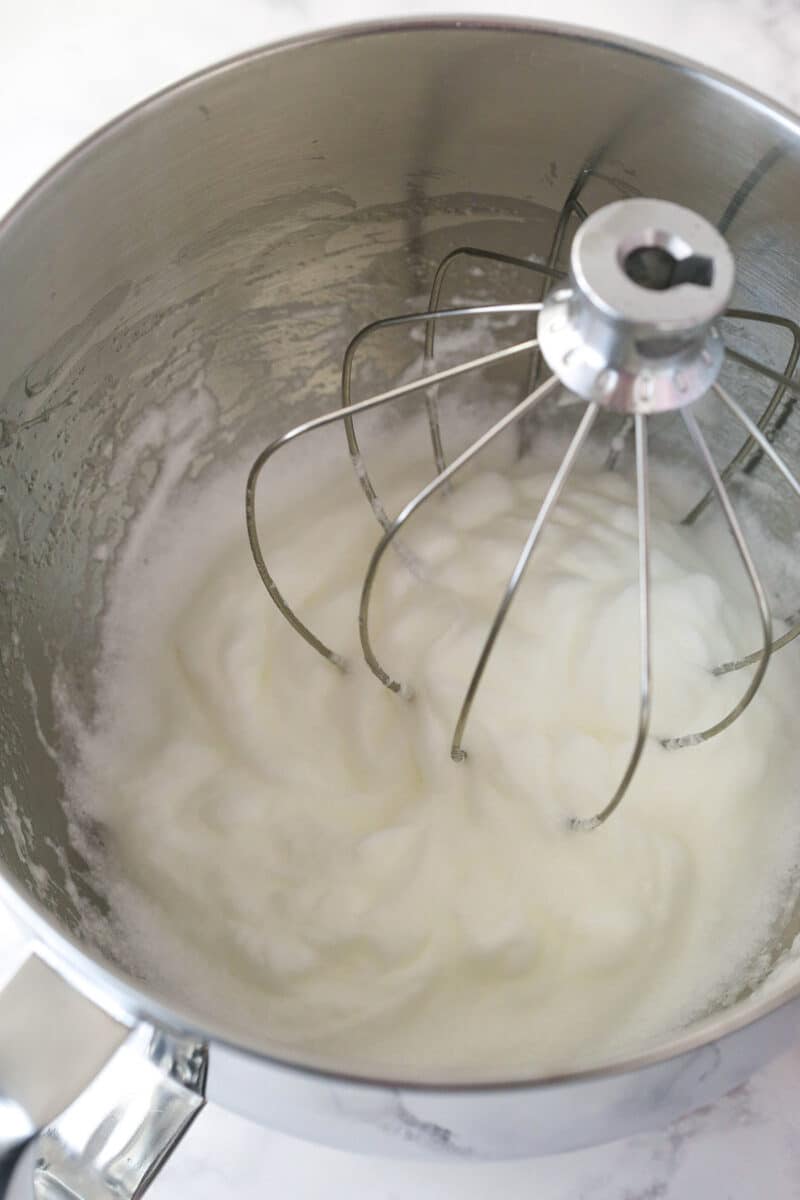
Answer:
[{"xmin": 3, "ymin": 1, "xmax": 800, "ymax": 1197}]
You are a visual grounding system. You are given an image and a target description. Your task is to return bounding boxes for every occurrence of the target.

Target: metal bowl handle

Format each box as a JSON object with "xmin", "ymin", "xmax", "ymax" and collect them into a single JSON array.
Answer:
[{"xmin": 0, "ymin": 954, "xmax": 206, "ymax": 1199}]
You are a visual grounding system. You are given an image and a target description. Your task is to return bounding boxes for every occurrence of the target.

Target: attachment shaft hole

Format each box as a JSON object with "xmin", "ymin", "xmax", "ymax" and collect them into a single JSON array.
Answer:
[{"xmin": 624, "ymin": 245, "xmax": 714, "ymax": 291}]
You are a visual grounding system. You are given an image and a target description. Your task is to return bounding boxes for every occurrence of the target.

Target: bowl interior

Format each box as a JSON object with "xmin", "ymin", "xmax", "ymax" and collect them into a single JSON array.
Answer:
[{"xmin": 2, "ymin": 20, "xmax": 800, "ymax": 1071}]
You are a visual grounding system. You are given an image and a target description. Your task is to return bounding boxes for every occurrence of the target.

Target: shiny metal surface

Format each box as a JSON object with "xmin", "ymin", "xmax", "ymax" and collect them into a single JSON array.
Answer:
[
  {"xmin": 572, "ymin": 410, "xmax": 652, "ymax": 830},
  {"xmin": 34, "ymin": 1027, "xmax": 206, "ymax": 1200},
  {"xmin": 710, "ymin": 374, "xmax": 800, "ymax": 670},
  {"xmin": 246, "ymin": 303, "xmax": 543, "ymax": 671},
  {"xmin": 539, "ymin": 199, "xmax": 733, "ymax": 411},
  {"xmin": 0, "ymin": 957, "xmax": 128, "ymax": 1195},
  {"xmin": 449, "ymin": 386, "xmax": 594, "ymax": 764},
  {"xmin": 251, "ymin": 188, "xmax": 791, "ymax": 824},
  {"xmin": 0, "ymin": 957, "xmax": 204, "ymax": 1198},
  {"xmin": 2, "ymin": 14, "xmax": 800, "ymax": 1167},
  {"xmin": 421, "ymin": 247, "xmax": 565, "ymax": 475},
  {"xmin": 665, "ymin": 407, "xmax": 773, "ymax": 748},
  {"xmin": 683, "ymin": 309, "xmax": 800, "ymax": 523},
  {"xmin": 358, "ymin": 372, "xmax": 558, "ymax": 704}
]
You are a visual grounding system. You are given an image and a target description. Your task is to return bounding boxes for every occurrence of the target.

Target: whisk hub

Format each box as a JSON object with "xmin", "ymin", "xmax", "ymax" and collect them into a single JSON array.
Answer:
[{"xmin": 539, "ymin": 198, "xmax": 734, "ymax": 413}]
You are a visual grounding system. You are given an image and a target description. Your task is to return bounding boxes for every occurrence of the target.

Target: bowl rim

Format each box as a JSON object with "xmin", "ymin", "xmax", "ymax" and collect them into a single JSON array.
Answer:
[{"xmin": 3, "ymin": 12, "xmax": 800, "ymax": 1093}]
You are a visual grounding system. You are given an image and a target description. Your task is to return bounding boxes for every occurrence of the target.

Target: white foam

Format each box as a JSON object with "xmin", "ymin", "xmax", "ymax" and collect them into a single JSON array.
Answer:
[{"xmin": 57, "ymin": 366, "xmax": 800, "ymax": 1082}]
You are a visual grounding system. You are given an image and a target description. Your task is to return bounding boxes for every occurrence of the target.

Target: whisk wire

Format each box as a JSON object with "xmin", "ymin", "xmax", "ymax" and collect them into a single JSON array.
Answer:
[
  {"xmin": 359, "ymin": 374, "xmax": 560, "ymax": 694},
  {"xmin": 424, "ymin": 247, "xmax": 566, "ymax": 475},
  {"xmin": 663, "ymin": 409, "xmax": 773, "ymax": 749},
  {"xmin": 247, "ymin": 321, "xmax": 542, "ymax": 668},
  {"xmin": 342, "ymin": 303, "xmax": 543, "ymax": 534},
  {"xmin": 572, "ymin": 412, "xmax": 653, "ymax": 830},
  {"xmin": 712, "ymin": 379, "xmax": 800, "ymax": 672},
  {"xmin": 715, "ymin": 380, "xmax": 800, "ymax": 501},
  {"xmin": 526, "ymin": 168, "xmax": 642, "ymax": 397},
  {"xmin": 683, "ymin": 309, "xmax": 800, "ymax": 525},
  {"xmin": 451, "ymin": 401, "xmax": 600, "ymax": 763},
  {"xmin": 248, "ymin": 194, "xmax": 799, "ymax": 830},
  {"xmin": 725, "ymin": 346, "xmax": 800, "ymax": 396},
  {"xmin": 424, "ymin": 248, "xmax": 565, "ymax": 363}
]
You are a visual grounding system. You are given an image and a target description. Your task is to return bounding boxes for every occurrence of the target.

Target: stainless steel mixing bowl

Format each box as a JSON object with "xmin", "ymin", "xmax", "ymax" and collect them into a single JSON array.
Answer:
[{"xmin": 2, "ymin": 17, "xmax": 800, "ymax": 1197}]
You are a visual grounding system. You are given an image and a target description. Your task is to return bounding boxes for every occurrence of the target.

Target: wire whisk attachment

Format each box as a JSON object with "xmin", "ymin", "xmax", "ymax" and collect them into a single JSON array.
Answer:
[{"xmin": 247, "ymin": 197, "xmax": 800, "ymax": 830}]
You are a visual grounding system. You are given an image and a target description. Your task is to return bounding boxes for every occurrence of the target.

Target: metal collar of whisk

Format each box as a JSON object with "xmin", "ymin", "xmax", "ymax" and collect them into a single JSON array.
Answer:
[{"xmin": 538, "ymin": 198, "xmax": 734, "ymax": 413}]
